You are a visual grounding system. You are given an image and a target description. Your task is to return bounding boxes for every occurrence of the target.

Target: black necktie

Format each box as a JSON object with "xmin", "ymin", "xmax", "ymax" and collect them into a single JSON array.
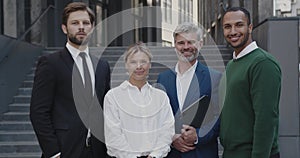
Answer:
[{"xmin": 79, "ymin": 52, "xmax": 93, "ymax": 101}]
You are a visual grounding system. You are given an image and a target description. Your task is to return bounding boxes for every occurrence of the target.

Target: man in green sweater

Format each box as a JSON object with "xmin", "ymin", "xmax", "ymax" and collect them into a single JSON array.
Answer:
[{"xmin": 220, "ymin": 7, "xmax": 281, "ymax": 158}]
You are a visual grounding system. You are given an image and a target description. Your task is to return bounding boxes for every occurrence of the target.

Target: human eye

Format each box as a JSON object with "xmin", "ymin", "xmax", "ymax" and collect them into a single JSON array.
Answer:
[
  {"xmin": 223, "ymin": 25, "xmax": 231, "ymax": 29},
  {"xmin": 71, "ymin": 21, "xmax": 79, "ymax": 25},
  {"xmin": 236, "ymin": 22, "xmax": 245, "ymax": 27},
  {"xmin": 140, "ymin": 60, "xmax": 149, "ymax": 65},
  {"xmin": 83, "ymin": 21, "xmax": 91, "ymax": 25},
  {"xmin": 189, "ymin": 40, "xmax": 196, "ymax": 45},
  {"xmin": 176, "ymin": 41, "xmax": 185, "ymax": 45},
  {"xmin": 129, "ymin": 60, "xmax": 137, "ymax": 65}
]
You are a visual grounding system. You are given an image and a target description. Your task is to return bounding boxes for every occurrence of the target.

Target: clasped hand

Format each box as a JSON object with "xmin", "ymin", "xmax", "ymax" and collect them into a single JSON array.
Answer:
[{"xmin": 172, "ymin": 125, "xmax": 197, "ymax": 153}]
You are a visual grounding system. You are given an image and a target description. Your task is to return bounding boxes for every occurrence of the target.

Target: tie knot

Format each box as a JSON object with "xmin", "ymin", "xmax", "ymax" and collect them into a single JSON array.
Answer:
[{"xmin": 79, "ymin": 52, "xmax": 87, "ymax": 59}]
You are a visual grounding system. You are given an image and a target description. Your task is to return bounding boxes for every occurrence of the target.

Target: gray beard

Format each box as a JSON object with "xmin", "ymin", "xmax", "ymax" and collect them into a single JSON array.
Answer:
[{"xmin": 176, "ymin": 50, "xmax": 199, "ymax": 62}]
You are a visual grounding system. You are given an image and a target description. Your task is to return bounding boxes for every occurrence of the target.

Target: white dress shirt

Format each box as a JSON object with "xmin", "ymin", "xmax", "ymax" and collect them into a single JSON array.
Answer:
[
  {"xmin": 104, "ymin": 81, "xmax": 175, "ymax": 158},
  {"xmin": 175, "ymin": 60, "xmax": 198, "ymax": 111},
  {"xmin": 67, "ymin": 43, "xmax": 95, "ymax": 95},
  {"xmin": 233, "ymin": 41, "xmax": 259, "ymax": 60}
]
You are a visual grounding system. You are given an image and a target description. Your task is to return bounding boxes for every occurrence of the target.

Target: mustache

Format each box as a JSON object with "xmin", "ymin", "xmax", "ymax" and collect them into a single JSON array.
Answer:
[{"xmin": 76, "ymin": 32, "xmax": 87, "ymax": 35}]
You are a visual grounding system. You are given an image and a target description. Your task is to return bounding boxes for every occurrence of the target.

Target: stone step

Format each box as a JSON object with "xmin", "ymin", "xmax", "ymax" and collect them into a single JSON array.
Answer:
[
  {"xmin": 25, "ymin": 74, "xmax": 34, "ymax": 81},
  {"xmin": 0, "ymin": 141, "xmax": 41, "ymax": 153},
  {"xmin": 21, "ymin": 81, "xmax": 34, "ymax": 88},
  {"xmin": 0, "ymin": 152, "xmax": 41, "ymax": 158},
  {"xmin": 1, "ymin": 112, "xmax": 30, "ymax": 121},
  {"xmin": 0, "ymin": 131, "xmax": 37, "ymax": 142},
  {"xmin": 13, "ymin": 95, "xmax": 31, "ymax": 104},
  {"xmin": 18, "ymin": 88, "xmax": 33, "ymax": 96},
  {"xmin": 0, "ymin": 121, "xmax": 33, "ymax": 131},
  {"xmin": 8, "ymin": 104, "xmax": 30, "ymax": 112}
]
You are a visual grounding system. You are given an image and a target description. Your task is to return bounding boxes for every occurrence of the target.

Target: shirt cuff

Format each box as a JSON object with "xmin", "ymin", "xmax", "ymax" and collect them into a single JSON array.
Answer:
[
  {"xmin": 50, "ymin": 152, "xmax": 61, "ymax": 158},
  {"xmin": 194, "ymin": 137, "xmax": 198, "ymax": 145}
]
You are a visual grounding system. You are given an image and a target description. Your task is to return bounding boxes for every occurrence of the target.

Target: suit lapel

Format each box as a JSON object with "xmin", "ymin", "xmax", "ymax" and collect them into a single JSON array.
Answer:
[
  {"xmin": 168, "ymin": 69, "xmax": 180, "ymax": 114},
  {"xmin": 182, "ymin": 62, "xmax": 205, "ymax": 110},
  {"xmin": 60, "ymin": 48, "xmax": 75, "ymax": 72}
]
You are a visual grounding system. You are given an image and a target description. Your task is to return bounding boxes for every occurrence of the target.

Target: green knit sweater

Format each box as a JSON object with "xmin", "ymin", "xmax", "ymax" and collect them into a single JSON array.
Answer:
[{"xmin": 220, "ymin": 48, "xmax": 281, "ymax": 158}]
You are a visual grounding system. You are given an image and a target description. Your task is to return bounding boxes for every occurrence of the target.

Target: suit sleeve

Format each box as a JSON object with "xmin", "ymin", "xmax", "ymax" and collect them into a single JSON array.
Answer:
[
  {"xmin": 30, "ymin": 56, "xmax": 60, "ymax": 158},
  {"xmin": 196, "ymin": 70, "xmax": 222, "ymax": 147}
]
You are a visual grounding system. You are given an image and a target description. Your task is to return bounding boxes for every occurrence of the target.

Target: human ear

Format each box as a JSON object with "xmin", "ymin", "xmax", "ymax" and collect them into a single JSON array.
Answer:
[{"xmin": 61, "ymin": 24, "xmax": 67, "ymax": 34}]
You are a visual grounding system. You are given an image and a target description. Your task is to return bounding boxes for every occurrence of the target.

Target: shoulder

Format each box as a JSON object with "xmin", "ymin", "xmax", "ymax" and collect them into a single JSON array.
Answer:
[
  {"xmin": 97, "ymin": 58, "xmax": 109, "ymax": 65},
  {"xmin": 37, "ymin": 49, "xmax": 65, "ymax": 67},
  {"xmin": 251, "ymin": 48, "xmax": 281, "ymax": 70},
  {"xmin": 158, "ymin": 68, "xmax": 175, "ymax": 77},
  {"xmin": 105, "ymin": 86, "xmax": 120, "ymax": 99},
  {"xmin": 197, "ymin": 62, "xmax": 222, "ymax": 79},
  {"xmin": 95, "ymin": 58, "xmax": 110, "ymax": 73},
  {"xmin": 150, "ymin": 85, "xmax": 170, "ymax": 101}
]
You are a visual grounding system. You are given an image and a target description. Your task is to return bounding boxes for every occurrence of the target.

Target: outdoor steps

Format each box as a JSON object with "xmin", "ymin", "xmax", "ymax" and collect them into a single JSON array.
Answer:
[{"xmin": 0, "ymin": 46, "xmax": 232, "ymax": 157}]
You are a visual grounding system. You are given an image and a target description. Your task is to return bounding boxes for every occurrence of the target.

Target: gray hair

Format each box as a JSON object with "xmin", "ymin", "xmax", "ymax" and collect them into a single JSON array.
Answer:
[
  {"xmin": 173, "ymin": 22, "xmax": 203, "ymax": 41},
  {"xmin": 124, "ymin": 42, "xmax": 153, "ymax": 62}
]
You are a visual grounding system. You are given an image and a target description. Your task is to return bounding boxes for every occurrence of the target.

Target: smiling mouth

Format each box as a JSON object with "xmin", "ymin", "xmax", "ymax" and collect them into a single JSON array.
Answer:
[
  {"xmin": 135, "ymin": 70, "xmax": 145, "ymax": 75},
  {"xmin": 229, "ymin": 35, "xmax": 240, "ymax": 41}
]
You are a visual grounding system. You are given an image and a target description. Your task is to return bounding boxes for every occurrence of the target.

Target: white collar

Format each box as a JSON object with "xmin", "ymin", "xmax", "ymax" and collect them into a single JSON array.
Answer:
[
  {"xmin": 120, "ymin": 80, "xmax": 151, "ymax": 90},
  {"xmin": 175, "ymin": 60, "xmax": 198, "ymax": 76},
  {"xmin": 233, "ymin": 41, "xmax": 258, "ymax": 59},
  {"xmin": 66, "ymin": 42, "xmax": 89, "ymax": 58}
]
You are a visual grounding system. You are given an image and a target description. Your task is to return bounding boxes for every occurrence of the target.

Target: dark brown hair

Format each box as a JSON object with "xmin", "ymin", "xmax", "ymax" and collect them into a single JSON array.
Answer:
[{"xmin": 62, "ymin": 2, "xmax": 95, "ymax": 26}]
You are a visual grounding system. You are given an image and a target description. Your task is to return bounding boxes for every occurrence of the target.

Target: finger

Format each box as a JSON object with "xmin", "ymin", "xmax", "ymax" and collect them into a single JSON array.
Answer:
[{"xmin": 181, "ymin": 144, "xmax": 196, "ymax": 152}]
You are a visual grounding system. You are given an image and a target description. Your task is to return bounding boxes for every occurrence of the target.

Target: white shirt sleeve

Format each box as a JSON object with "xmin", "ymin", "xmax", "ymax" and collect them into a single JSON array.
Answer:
[
  {"xmin": 104, "ymin": 91, "xmax": 137, "ymax": 158},
  {"xmin": 150, "ymin": 95, "xmax": 175, "ymax": 158}
]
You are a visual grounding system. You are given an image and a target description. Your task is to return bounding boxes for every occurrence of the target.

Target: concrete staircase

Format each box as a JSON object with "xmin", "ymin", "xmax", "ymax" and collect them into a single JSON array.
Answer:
[
  {"xmin": 0, "ymin": 46, "xmax": 232, "ymax": 158},
  {"xmin": 0, "ymin": 67, "xmax": 41, "ymax": 157}
]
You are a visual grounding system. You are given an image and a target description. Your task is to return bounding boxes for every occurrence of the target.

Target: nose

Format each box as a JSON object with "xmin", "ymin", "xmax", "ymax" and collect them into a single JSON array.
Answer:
[
  {"xmin": 229, "ymin": 26, "xmax": 238, "ymax": 35},
  {"xmin": 79, "ymin": 22, "xmax": 84, "ymax": 30},
  {"xmin": 183, "ymin": 42, "xmax": 190, "ymax": 49},
  {"xmin": 136, "ymin": 62, "xmax": 144, "ymax": 68}
]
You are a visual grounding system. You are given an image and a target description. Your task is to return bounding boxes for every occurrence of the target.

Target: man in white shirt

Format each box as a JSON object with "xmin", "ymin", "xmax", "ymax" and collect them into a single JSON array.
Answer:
[{"xmin": 157, "ymin": 22, "xmax": 221, "ymax": 158}]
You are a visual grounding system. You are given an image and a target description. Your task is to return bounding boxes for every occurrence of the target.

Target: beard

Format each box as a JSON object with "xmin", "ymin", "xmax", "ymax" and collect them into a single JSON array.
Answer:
[
  {"xmin": 67, "ymin": 33, "xmax": 90, "ymax": 46},
  {"xmin": 175, "ymin": 49, "xmax": 199, "ymax": 62},
  {"xmin": 228, "ymin": 32, "xmax": 250, "ymax": 49}
]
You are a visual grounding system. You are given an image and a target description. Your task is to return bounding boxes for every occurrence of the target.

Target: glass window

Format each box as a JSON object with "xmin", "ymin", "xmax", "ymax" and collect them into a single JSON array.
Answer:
[{"xmin": 163, "ymin": 0, "xmax": 172, "ymax": 23}]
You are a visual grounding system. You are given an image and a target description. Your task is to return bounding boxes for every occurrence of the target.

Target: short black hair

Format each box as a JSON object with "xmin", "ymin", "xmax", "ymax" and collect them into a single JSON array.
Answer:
[{"xmin": 223, "ymin": 7, "xmax": 251, "ymax": 25}]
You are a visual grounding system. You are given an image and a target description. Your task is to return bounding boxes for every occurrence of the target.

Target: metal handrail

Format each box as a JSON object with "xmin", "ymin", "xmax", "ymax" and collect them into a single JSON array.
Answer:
[
  {"xmin": 0, "ymin": 5, "xmax": 55, "ymax": 64},
  {"xmin": 18, "ymin": 5, "xmax": 55, "ymax": 40}
]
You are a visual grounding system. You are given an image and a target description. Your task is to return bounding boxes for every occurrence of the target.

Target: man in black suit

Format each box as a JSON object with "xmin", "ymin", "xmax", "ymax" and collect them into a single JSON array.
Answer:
[{"xmin": 30, "ymin": 2, "xmax": 110, "ymax": 158}]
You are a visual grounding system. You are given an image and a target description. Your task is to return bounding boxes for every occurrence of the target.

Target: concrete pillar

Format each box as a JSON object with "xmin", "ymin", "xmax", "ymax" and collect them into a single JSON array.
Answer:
[
  {"xmin": 30, "ymin": 0, "xmax": 42, "ymax": 45},
  {"xmin": 3, "ymin": 0, "xmax": 17, "ymax": 37},
  {"xmin": 253, "ymin": 17, "xmax": 300, "ymax": 158}
]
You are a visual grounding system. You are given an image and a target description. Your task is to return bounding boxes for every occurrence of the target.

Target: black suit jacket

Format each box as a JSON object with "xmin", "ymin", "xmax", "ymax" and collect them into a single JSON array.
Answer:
[{"xmin": 30, "ymin": 48, "xmax": 110, "ymax": 158}]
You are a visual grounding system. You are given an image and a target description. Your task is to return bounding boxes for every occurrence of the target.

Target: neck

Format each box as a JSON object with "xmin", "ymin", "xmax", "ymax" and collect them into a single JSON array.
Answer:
[
  {"xmin": 235, "ymin": 38, "xmax": 253, "ymax": 57},
  {"xmin": 178, "ymin": 60, "xmax": 196, "ymax": 74},
  {"xmin": 129, "ymin": 79, "xmax": 146, "ymax": 90},
  {"xmin": 68, "ymin": 42, "xmax": 88, "ymax": 51}
]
